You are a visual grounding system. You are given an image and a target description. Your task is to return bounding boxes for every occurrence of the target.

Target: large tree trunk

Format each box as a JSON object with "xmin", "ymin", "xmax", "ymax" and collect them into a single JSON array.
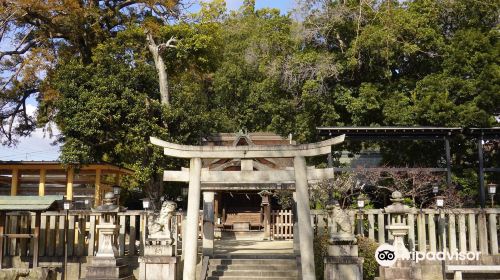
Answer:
[{"xmin": 146, "ymin": 31, "xmax": 170, "ymax": 105}]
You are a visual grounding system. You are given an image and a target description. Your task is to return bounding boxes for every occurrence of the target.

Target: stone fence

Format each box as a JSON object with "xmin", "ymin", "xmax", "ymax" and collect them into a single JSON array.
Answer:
[
  {"xmin": 1, "ymin": 210, "xmax": 181, "ymax": 260},
  {"xmin": 0, "ymin": 208, "xmax": 498, "ymax": 262},
  {"xmin": 311, "ymin": 208, "xmax": 500, "ymax": 255}
]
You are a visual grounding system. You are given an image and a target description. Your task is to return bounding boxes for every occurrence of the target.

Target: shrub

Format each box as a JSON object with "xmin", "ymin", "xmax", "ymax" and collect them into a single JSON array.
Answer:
[
  {"xmin": 357, "ymin": 236, "xmax": 379, "ymax": 280},
  {"xmin": 313, "ymin": 233, "xmax": 329, "ymax": 280}
]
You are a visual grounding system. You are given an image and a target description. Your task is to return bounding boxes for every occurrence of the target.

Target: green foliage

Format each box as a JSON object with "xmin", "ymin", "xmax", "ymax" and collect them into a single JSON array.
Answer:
[
  {"xmin": 33, "ymin": 0, "xmax": 499, "ymax": 200},
  {"xmin": 273, "ymin": 190, "xmax": 294, "ymax": 210},
  {"xmin": 357, "ymin": 236, "xmax": 379, "ymax": 280},
  {"xmin": 313, "ymin": 233, "xmax": 329, "ymax": 280}
]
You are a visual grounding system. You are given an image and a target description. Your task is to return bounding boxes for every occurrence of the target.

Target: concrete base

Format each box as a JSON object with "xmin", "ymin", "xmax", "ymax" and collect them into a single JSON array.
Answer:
[
  {"xmin": 83, "ymin": 257, "xmax": 134, "ymax": 280},
  {"xmin": 324, "ymin": 256, "xmax": 363, "ymax": 280},
  {"xmin": 138, "ymin": 256, "xmax": 177, "ymax": 280},
  {"xmin": 377, "ymin": 260, "xmax": 421, "ymax": 280},
  {"xmin": 221, "ymin": 231, "xmax": 265, "ymax": 240},
  {"xmin": 0, "ymin": 268, "xmax": 53, "ymax": 280}
]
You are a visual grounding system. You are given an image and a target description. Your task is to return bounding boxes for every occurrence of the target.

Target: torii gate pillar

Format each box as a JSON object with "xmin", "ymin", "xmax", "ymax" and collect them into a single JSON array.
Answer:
[
  {"xmin": 294, "ymin": 156, "xmax": 315, "ymax": 279},
  {"xmin": 183, "ymin": 158, "xmax": 202, "ymax": 280}
]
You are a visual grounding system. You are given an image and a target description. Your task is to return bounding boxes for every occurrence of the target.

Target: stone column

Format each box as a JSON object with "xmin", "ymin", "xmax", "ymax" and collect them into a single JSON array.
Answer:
[
  {"xmin": 183, "ymin": 158, "xmax": 202, "ymax": 280},
  {"xmin": 203, "ymin": 191, "xmax": 215, "ymax": 256},
  {"xmin": 261, "ymin": 194, "xmax": 271, "ymax": 240},
  {"xmin": 294, "ymin": 156, "xmax": 316, "ymax": 280}
]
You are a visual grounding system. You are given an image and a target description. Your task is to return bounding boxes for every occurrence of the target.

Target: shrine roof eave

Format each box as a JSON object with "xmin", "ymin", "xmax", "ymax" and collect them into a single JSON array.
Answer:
[{"xmin": 150, "ymin": 135, "xmax": 345, "ymax": 159}]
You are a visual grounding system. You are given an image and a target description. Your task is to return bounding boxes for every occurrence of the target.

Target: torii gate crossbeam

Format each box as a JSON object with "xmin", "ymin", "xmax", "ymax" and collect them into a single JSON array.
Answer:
[{"xmin": 151, "ymin": 135, "xmax": 345, "ymax": 280}]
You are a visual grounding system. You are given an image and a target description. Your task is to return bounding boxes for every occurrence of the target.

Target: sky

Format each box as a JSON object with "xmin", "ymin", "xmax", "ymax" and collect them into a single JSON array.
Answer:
[
  {"xmin": 224, "ymin": 0, "xmax": 294, "ymax": 12},
  {"xmin": 0, "ymin": 0, "xmax": 295, "ymax": 161}
]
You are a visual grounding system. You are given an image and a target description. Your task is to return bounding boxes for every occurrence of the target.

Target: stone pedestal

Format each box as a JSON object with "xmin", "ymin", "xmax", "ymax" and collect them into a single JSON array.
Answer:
[
  {"xmin": 202, "ymin": 191, "xmax": 215, "ymax": 256},
  {"xmin": 324, "ymin": 237, "xmax": 363, "ymax": 280},
  {"xmin": 324, "ymin": 256, "xmax": 364, "ymax": 280},
  {"xmin": 138, "ymin": 245, "xmax": 178, "ymax": 280},
  {"xmin": 84, "ymin": 257, "xmax": 134, "ymax": 280},
  {"xmin": 95, "ymin": 223, "xmax": 119, "ymax": 257}
]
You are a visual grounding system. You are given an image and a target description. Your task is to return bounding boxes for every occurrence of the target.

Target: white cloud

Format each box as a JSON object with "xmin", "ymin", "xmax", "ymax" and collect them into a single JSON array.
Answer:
[{"xmin": 0, "ymin": 104, "xmax": 60, "ymax": 161}]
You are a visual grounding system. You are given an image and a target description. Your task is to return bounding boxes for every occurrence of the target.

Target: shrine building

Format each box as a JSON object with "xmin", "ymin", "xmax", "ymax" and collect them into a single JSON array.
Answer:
[{"xmin": 0, "ymin": 161, "xmax": 133, "ymax": 207}]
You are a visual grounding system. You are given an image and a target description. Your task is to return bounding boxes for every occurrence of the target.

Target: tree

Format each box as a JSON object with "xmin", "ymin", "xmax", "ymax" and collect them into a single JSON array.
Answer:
[
  {"xmin": 0, "ymin": 0, "xmax": 181, "ymax": 144},
  {"xmin": 39, "ymin": 4, "xmax": 226, "ymax": 201}
]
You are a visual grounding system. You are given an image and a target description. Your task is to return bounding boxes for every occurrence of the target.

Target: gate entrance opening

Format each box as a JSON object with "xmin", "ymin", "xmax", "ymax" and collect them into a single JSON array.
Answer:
[{"xmin": 152, "ymin": 131, "xmax": 345, "ymax": 280}]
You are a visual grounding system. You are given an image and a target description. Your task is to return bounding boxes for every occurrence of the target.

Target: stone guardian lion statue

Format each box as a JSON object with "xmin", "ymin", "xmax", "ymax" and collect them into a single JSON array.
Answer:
[{"xmin": 147, "ymin": 200, "xmax": 177, "ymax": 243}]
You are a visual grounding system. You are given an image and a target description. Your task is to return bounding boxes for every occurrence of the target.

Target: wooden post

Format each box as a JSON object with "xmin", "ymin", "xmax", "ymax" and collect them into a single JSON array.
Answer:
[
  {"xmin": 66, "ymin": 167, "xmax": 75, "ymax": 201},
  {"xmin": 94, "ymin": 168, "xmax": 101, "ymax": 206},
  {"xmin": 0, "ymin": 212, "xmax": 5, "ymax": 269},
  {"xmin": 214, "ymin": 193, "xmax": 219, "ymax": 226},
  {"xmin": 115, "ymin": 173, "xmax": 121, "ymax": 186},
  {"xmin": 38, "ymin": 169, "xmax": 46, "ymax": 196},
  {"xmin": 33, "ymin": 212, "xmax": 41, "ymax": 268},
  {"xmin": 11, "ymin": 169, "xmax": 19, "ymax": 196}
]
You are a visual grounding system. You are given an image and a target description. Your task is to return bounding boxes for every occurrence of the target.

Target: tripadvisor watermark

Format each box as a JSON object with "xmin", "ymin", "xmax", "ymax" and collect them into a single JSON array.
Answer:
[{"xmin": 375, "ymin": 243, "xmax": 481, "ymax": 267}]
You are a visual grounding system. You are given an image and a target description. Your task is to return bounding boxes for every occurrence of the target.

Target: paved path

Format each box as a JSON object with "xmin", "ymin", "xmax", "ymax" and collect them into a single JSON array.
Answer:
[{"xmin": 213, "ymin": 240, "xmax": 293, "ymax": 256}]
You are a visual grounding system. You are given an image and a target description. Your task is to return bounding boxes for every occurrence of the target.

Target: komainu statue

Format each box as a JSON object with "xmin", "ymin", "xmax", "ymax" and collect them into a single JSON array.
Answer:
[
  {"xmin": 326, "ymin": 201, "xmax": 355, "ymax": 243},
  {"xmin": 147, "ymin": 200, "xmax": 177, "ymax": 243}
]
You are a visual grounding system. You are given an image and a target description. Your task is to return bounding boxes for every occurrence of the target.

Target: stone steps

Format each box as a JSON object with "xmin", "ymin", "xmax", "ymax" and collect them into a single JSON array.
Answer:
[
  {"xmin": 207, "ymin": 277, "xmax": 297, "ymax": 280},
  {"xmin": 206, "ymin": 256, "xmax": 298, "ymax": 280},
  {"xmin": 209, "ymin": 264, "xmax": 297, "ymax": 271}
]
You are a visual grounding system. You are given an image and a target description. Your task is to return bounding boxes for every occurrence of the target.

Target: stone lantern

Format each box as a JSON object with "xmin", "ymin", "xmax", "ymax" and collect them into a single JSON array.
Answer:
[
  {"xmin": 384, "ymin": 191, "xmax": 411, "ymax": 260},
  {"xmin": 84, "ymin": 192, "xmax": 132, "ymax": 280}
]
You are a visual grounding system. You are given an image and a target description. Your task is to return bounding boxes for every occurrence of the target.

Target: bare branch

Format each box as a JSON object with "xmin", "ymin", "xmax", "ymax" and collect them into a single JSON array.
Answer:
[
  {"xmin": 158, "ymin": 36, "xmax": 177, "ymax": 52},
  {"xmin": 0, "ymin": 40, "xmax": 36, "ymax": 61}
]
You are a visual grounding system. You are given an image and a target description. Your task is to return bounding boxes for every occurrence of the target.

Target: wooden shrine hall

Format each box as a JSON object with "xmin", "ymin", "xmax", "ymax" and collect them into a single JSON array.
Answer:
[
  {"xmin": 0, "ymin": 161, "xmax": 133, "ymax": 207},
  {"xmin": 200, "ymin": 132, "xmax": 296, "ymax": 239}
]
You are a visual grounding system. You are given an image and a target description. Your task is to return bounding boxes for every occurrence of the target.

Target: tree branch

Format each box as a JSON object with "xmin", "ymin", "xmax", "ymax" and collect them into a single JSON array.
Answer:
[
  {"xmin": 0, "ymin": 40, "xmax": 36, "ymax": 60},
  {"xmin": 158, "ymin": 36, "xmax": 177, "ymax": 52}
]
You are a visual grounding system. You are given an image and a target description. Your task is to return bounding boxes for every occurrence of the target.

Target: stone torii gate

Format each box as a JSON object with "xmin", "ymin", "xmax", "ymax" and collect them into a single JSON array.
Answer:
[{"xmin": 151, "ymin": 135, "xmax": 345, "ymax": 280}]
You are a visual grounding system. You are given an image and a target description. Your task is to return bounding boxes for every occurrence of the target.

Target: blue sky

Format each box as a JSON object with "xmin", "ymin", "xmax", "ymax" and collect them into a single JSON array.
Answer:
[
  {"xmin": 0, "ymin": 0, "xmax": 295, "ymax": 161},
  {"xmin": 225, "ymin": 0, "xmax": 294, "ymax": 12}
]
